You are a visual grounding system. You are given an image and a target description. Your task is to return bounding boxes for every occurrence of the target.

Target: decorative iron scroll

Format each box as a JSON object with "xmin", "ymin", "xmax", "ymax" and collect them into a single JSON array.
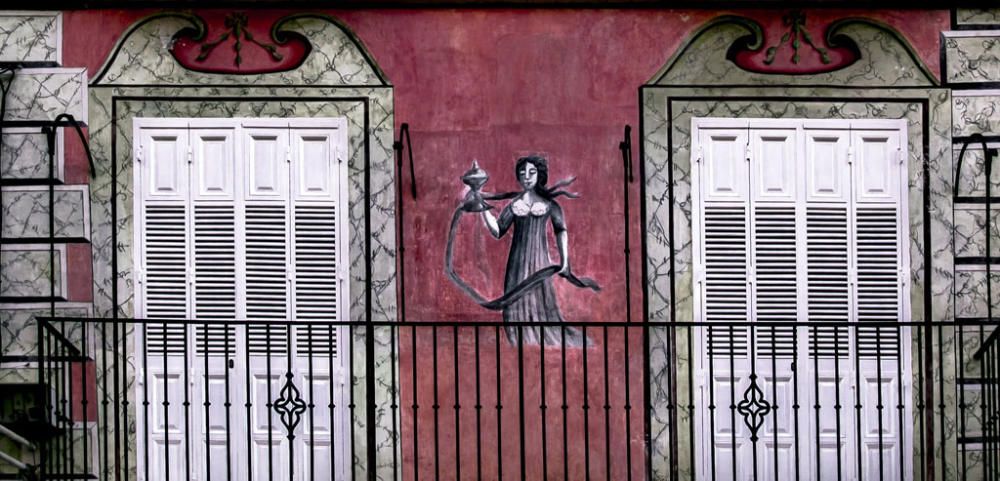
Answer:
[
  {"xmin": 736, "ymin": 374, "xmax": 772, "ymax": 442},
  {"xmin": 274, "ymin": 372, "xmax": 308, "ymax": 439}
]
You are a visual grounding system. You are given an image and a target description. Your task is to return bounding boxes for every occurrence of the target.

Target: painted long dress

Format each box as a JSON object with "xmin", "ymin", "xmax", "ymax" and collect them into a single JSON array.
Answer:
[{"xmin": 497, "ymin": 196, "xmax": 589, "ymax": 346}]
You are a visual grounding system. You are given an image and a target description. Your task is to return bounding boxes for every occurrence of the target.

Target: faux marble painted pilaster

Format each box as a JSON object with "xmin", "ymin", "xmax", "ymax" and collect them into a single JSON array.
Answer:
[
  {"xmin": 1, "ymin": 68, "xmax": 87, "ymax": 123},
  {"xmin": 953, "ymin": 93, "xmax": 1000, "ymax": 137},
  {"xmin": 0, "ymin": 12, "xmax": 60, "ymax": 65},
  {"xmin": 956, "ymin": 9, "xmax": 1000, "ymax": 27},
  {"xmin": 0, "ymin": 128, "xmax": 62, "ymax": 181},
  {"xmin": 1, "ymin": 186, "xmax": 89, "ymax": 239},
  {"xmin": 945, "ymin": 33, "xmax": 1000, "ymax": 84},
  {"xmin": 0, "ymin": 247, "xmax": 64, "ymax": 298}
]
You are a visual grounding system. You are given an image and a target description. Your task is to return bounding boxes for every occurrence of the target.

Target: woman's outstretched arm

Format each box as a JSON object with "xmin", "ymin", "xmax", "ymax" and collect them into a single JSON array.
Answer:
[
  {"xmin": 482, "ymin": 210, "xmax": 501, "ymax": 238},
  {"xmin": 482, "ymin": 205, "xmax": 513, "ymax": 239}
]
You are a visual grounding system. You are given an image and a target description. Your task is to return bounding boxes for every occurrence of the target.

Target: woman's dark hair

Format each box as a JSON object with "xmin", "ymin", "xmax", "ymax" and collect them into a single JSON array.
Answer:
[
  {"xmin": 484, "ymin": 155, "xmax": 578, "ymax": 202},
  {"xmin": 515, "ymin": 155, "xmax": 549, "ymax": 192}
]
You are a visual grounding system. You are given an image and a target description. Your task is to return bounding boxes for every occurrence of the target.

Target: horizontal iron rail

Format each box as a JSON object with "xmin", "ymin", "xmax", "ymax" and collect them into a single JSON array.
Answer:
[{"xmin": 37, "ymin": 316, "xmax": 999, "ymax": 328}]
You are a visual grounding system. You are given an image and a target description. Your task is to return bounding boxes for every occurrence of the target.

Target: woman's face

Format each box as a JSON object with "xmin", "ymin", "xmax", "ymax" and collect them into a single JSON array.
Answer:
[{"xmin": 518, "ymin": 162, "xmax": 538, "ymax": 191}]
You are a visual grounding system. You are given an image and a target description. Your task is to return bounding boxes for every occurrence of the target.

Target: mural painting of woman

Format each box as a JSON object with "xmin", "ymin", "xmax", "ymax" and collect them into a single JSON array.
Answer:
[{"xmin": 445, "ymin": 155, "xmax": 600, "ymax": 347}]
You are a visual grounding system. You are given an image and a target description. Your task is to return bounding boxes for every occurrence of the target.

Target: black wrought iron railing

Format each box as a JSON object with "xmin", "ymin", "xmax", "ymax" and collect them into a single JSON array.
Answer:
[{"xmin": 27, "ymin": 317, "xmax": 998, "ymax": 481}]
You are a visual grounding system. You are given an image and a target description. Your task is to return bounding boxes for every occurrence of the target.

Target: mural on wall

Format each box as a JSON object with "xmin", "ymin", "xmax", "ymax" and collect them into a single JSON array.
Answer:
[{"xmin": 446, "ymin": 156, "xmax": 600, "ymax": 346}]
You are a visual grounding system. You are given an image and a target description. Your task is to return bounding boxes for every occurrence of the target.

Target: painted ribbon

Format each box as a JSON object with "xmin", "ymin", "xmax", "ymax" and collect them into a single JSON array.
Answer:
[{"xmin": 445, "ymin": 193, "xmax": 600, "ymax": 311}]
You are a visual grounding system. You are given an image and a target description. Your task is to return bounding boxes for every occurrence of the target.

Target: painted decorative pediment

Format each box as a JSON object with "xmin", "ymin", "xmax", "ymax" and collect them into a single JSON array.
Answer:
[
  {"xmin": 91, "ymin": 12, "xmax": 388, "ymax": 86},
  {"xmin": 649, "ymin": 14, "xmax": 937, "ymax": 87}
]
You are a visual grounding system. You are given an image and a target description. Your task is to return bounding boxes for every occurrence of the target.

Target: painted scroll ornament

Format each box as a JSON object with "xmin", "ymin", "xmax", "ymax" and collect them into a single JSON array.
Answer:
[
  {"xmin": 169, "ymin": 12, "xmax": 312, "ymax": 74},
  {"xmin": 728, "ymin": 12, "xmax": 861, "ymax": 75}
]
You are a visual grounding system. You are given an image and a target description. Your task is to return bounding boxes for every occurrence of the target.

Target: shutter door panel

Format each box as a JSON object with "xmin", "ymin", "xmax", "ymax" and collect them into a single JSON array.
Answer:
[
  {"xmin": 192, "ymin": 129, "xmax": 236, "ymax": 200},
  {"xmin": 805, "ymin": 130, "xmax": 850, "ymax": 203},
  {"xmin": 701, "ymin": 129, "xmax": 749, "ymax": 202},
  {"xmin": 853, "ymin": 130, "xmax": 901, "ymax": 204},
  {"xmin": 291, "ymin": 129, "xmax": 338, "ymax": 202},
  {"xmin": 142, "ymin": 129, "xmax": 189, "ymax": 200},
  {"xmin": 245, "ymin": 128, "xmax": 289, "ymax": 199},
  {"xmin": 751, "ymin": 129, "xmax": 797, "ymax": 202}
]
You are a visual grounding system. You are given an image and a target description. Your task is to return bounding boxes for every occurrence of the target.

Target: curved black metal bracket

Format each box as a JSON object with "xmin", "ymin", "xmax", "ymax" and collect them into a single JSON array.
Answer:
[
  {"xmin": 52, "ymin": 113, "xmax": 96, "ymax": 179},
  {"xmin": 393, "ymin": 122, "xmax": 417, "ymax": 200},
  {"xmin": 620, "ymin": 124, "xmax": 633, "ymax": 184}
]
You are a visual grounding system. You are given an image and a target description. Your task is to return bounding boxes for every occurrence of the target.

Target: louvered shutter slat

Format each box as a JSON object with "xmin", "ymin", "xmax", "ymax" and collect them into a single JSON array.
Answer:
[
  {"xmin": 703, "ymin": 205, "xmax": 748, "ymax": 357},
  {"xmin": 806, "ymin": 206, "xmax": 850, "ymax": 358},
  {"xmin": 754, "ymin": 205, "xmax": 797, "ymax": 357}
]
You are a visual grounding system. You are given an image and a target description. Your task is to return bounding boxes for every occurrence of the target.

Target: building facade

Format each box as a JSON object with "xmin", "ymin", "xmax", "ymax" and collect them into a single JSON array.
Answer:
[{"xmin": 0, "ymin": 4, "xmax": 997, "ymax": 481}]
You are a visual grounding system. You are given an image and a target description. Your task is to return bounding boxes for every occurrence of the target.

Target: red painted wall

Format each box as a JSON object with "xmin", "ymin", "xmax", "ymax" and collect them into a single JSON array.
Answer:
[{"xmin": 62, "ymin": 8, "xmax": 948, "ymax": 480}]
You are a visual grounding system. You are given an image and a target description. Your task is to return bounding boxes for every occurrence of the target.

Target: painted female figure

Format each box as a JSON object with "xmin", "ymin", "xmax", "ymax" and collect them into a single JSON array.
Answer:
[{"xmin": 479, "ymin": 156, "xmax": 597, "ymax": 346}]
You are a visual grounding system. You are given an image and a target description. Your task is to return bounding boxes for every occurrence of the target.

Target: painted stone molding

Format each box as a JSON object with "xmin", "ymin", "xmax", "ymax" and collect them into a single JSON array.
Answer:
[
  {"xmin": 944, "ymin": 31, "xmax": 1000, "ymax": 84},
  {"xmin": 729, "ymin": 11, "xmax": 861, "ymax": 75},
  {"xmin": 92, "ymin": 12, "xmax": 387, "ymax": 86},
  {"xmin": 0, "ymin": 11, "xmax": 61, "ymax": 65},
  {"xmin": 651, "ymin": 15, "xmax": 938, "ymax": 87},
  {"xmin": 1, "ymin": 127, "xmax": 63, "ymax": 181},
  {"xmin": 1, "ymin": 185, "xmax": 90, "ymax": 240},
  {"xmin": 953, "ymin": 91, "xmax": 1000, "ymax": 137},
  {"xmin": 0, "ymin": 244, "xmax": 66, "ymax": 299},
  {"xmin": 954, "ymin": 145, "xmax": 1000, "ymax": 199},
  {"xmin": 170, "ymin": 11, "xmax": 312, "ymax": 74},
  {"xmin": 0, "ymin": 302, "xmax": 91, "ymax": 356},
  {"xmin": 0, "ymin": 68, "xmax": 87, "ymax": 124},
  {"xmin": 956, "ymin": 8, "xmax": 1000, "ymax": 27}
]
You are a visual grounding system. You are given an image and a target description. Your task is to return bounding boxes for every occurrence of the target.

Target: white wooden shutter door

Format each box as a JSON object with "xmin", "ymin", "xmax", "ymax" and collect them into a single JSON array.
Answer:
[
  {"xmin": 802, "ymin": 128, "xmax": 856, "ymax": 479},
  {"xmin": 749, "ymin": 127, "xmax": 799, "ymax": 480},
  {"xmin": 188, "ymin": 127, "xmax": 246, "ymax": 481},
  {"xmin": 137, "ymin": 127, "xmax": 190, "ymax": 481},
  {"xmin": 694, "ymin": 120, "xmax": 911, "ymax": 481},
  {"xmin": 241, "ymin": 126, "xmax": 293, "ymax": 478},
  {"xmin": 852, "ymin": 129, "xmax": 908, "ymax": 481},
  {"xmin": 289, "ymin": 126, "xmax": 346, "ymax": 479},
  {"xmin": 696, "ymin": 127, "xmax": 752, "ymax": 479},
  {"xmin": 136, "ymin": 119, "xmax": 350, "ymax": 481}
]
